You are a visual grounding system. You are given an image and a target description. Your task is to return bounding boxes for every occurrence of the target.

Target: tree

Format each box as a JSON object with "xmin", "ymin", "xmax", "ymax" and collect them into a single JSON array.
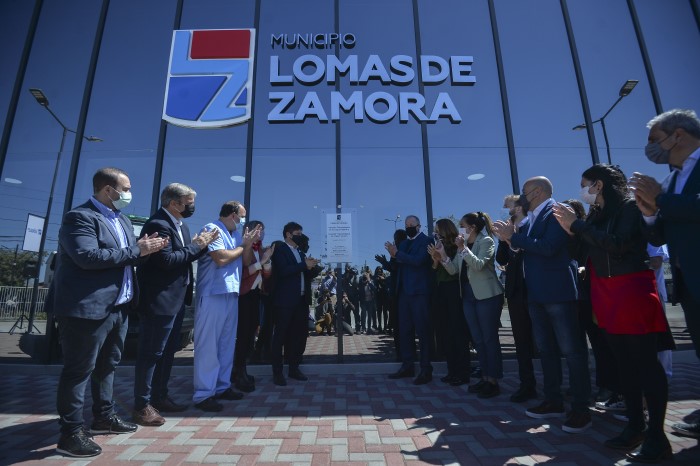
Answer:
[{"xmin": 0, "ymin": 247, "xmax": 41, "ymax": 286}]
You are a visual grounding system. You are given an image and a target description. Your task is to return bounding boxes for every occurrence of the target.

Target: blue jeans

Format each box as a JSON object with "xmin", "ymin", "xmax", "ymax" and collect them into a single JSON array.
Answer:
[
  {"xmin": 462, "ymin": 283, "xmax": 504, "ymax": 379},
  {"xmin": 528, "ymin": 301, "xmax": 591, "ymax": 412},
  {"xmin": 56, "ymin": 309, "xmax": 128, "ymax": 435},
  {"xmin": 134, "ymin": 307, "xmax": 184, "ymax": 410}
]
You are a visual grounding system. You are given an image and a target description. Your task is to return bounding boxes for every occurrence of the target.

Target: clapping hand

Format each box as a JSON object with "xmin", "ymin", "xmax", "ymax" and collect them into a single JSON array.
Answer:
[
  {"xmin": 492, "ymin": 220, "xmax": 514, "ymax": 242},
  {"xmin": 385, "ymin": 241, "xmax": 397, "ymax": 257},
  {"xmin": 552, "ymin": 202, "xmax": 577, "ymax": 235},
  {"xmin": 242, "ymin": 225, "xmax": 262, "ymax": 246},
  {"xmin": 261, "ymin": 243, "xmax": 275, "ymax": 264},
  {"xmin": 137, "ymin": 232, "xmax": 169, "ymax": 256},
  {"xmin": 629, "ymin": 172, "xmax": 662, "ymax": 216},
  {"xmin": 192, "ymin": 228, "xmax": 219, "ymax": 249}
]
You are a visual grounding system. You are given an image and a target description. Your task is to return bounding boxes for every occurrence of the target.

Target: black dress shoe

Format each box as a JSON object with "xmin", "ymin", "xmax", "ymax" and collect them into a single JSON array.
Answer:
[
  {"xmin": 90, "ymin": 414, "xmax": 138, "ymax": 434},
  {"xmin": 57, "ymin": 428, "xmax": 102, "ymax": 457},
  {"xmin": 388, "ymin": 367, "xmax": 415, "ymax": 379},
  {"xmin": 468, "ymin": 380, "xmax": 487, "ymax": 394},
  {"xmin": 288, "ymin": 368, "xmax": 309, "ymax": 381},
  {"xmin": 449, "ymin": 377, "xmax": 469, "ymax": 387},
  {"xmin": 273, "ymin": 373, "xmax": 287, "ymax": 386},
  {"xmin": 235, "ymin": 379, "xmax": 256, "ymax": 393},
  {"xmin": 194, "ymin": 397, "xmax": 223, "ymax": 412},
  {"xmin": 605, "ymin": 426, "xmax": 646, "ymax": 450},
  {"xmin": 671, "ymin": 421, "xmax": 700, "ymax": 438},
  {"xmin": 216, "ymin": 388, "xmax": 244, "ymax": 400},
  {"xmin": 626, "ymin": 437, "xmax": 673, "ymax": 463},
  {"xmin": 413, "ymin": 371, "xmax": 432, "ymax": 385},
  {"xmin": 151, "ymin": 395, "xmax": 188, "ymax": 413},
  {"xmin": 510, "ymin": 386, "xmax": 537, "ymax": 403},
  {"xmin": 477, "ymin": 382, "xmax": 500, "ymax": 399}
]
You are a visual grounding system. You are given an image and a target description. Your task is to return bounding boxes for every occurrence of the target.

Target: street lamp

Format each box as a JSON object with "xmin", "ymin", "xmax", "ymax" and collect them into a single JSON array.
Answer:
[
  {"xmin": 384, "ymin": 214, "xmax": 401, "ymax": 230},
  {"xmin": 572, "ymin": 79, "xmax": 638, "ymax": 165},
  {"xmin": 23, "ymin": 88, "xmax": 101, "ymax": 334}
]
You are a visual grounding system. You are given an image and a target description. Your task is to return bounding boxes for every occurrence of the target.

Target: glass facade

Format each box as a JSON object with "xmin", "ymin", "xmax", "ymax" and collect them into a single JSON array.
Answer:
[{"xmin": 1, "ymin": 0, "xmax": 699, "ymax": 349}]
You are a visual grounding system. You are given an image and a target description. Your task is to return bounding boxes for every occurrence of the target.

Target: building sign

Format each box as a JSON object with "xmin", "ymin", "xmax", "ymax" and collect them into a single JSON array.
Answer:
[
  {"xmin": 269, "ymin": 33, "xmax": 475, "ymax": 124},
  {"xmin": 326, "ymin": 213, "xmax": 352, "ymax": 263},
  {"xmin": 162, "ymin": 29, "xmax": 474, "ymax": 128},
  {"xmin": 163, "ymin": 29, "xmax": 255, "ymax": 128},
  {"xmin": 22, "ymin": 214, "xmax": 44, "ymax": 253}
]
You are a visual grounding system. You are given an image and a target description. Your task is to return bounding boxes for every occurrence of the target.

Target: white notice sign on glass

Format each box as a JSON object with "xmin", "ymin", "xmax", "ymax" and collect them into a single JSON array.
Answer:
[{"xmin": 326, "ymin": 213, "xmax": 352, "ymax": 263}]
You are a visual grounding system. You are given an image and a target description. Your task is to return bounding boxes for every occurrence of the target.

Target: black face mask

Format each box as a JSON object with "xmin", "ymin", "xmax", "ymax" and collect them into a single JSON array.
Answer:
[
  {"xmin": 405, "ymin": 226, "xmax": 419, "ymax": 238},
  {"xmin": 181, "ymin": 203, "xmax": 195, "ymax": 218},
  {"xmin": 292, "ymin": 233, "xmax": 310, "ymax": 253},
  {"xmin": 517, "ymin": 197, "xmax": 530, "ymax": 213}
]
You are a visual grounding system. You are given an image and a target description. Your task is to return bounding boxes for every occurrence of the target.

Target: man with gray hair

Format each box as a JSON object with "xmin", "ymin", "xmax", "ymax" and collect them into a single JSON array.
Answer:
[
  {"xmin": 630, "ymin": 109, "xmax": 700, "ymax": 441},
  {"xmin": 132, "ymin": 183, "xmax": 218, "ymax": 426}
]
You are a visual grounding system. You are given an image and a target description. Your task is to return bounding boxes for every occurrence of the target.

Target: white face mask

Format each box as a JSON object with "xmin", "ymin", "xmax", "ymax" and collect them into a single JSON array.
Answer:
[
  {"xmin": 109, "ymin": 187, "xmax": 132, "ymax": 210},
  {"xmin": 580, "ymin": 184, "xmax": 598, "ymax": 205}
]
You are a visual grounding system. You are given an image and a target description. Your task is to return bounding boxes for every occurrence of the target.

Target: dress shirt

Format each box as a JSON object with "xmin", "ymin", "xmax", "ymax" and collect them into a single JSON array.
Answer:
[
  {"xmin": 286, "ymin": 242, "xmax": 305, "ymax": 295},
  {"xmin": 527, "ymin": 198, "xmax": 553, "ymax": 235},
  {"xmin": 90, "ymin": 197, "xmax": 133, "ymax": 305}
]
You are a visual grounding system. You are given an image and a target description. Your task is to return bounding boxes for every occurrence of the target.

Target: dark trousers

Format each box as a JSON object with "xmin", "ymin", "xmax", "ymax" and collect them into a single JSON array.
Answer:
[
  {"xmin": 437, "ymin": 280, "xmax": 470, "ymax": 378},
  {"xmin": 254, "ymin": 295, "xmax": 274, "ymax": 359},
  {"xmin": 606, "ymin": 332, "xmax": 668, "ymax": 440},
  {"xmin": 676, "ymin": 268, "xmax": 700, "ymax": 360},
  {"xmin": 134, "ymin": 307, "xmax": 184, "ymax": 410},
  {"xmin": 271, "ymin": 296, "xmax": 308, "ymax": 373},
  {"xmin": 398, "ymin": 292, "xmax": 432, "ymax": 371},
  {"xmin": 56, "ymin": 309, "xmax": 128, "ymax": 435},
  {"xmin": 351, "ymin": 298, "xmax": 361, "ymax": 331},
  {"xmin": 234, "ymin": 290, "xmax": 260, "ymax": 379},
  {"xmin": 506, "ymin": 290, "xmax": 536, "ymax": 389},
  {"xmin": 578, "ymin": 299, "xmax": 619, "ymax": 393}
]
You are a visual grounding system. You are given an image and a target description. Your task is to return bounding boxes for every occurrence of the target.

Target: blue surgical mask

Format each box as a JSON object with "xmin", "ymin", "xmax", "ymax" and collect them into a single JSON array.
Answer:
[
  {"xmin": 109, "ymin": 186, "xmax": 132, "ymax": 210},
  {"xmin": 644, "ymin": 133, "xmax": 675, "ymax": 165}
]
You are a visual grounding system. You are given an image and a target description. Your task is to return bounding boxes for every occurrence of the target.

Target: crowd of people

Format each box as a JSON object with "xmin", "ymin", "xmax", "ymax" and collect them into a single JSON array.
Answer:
[{"xmin": 45, "ymin": 108, "xmax": 700, "ymax": 462}]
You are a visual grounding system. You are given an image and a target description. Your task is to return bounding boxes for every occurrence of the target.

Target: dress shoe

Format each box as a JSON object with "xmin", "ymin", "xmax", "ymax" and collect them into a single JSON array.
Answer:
[
  {"xmin": 671, "ymin": 421, "xmax": 700, "ymax": 438},
  {"xmin": 273, "ymin": 373, "xmax": 287, "ymax": 386},
  {"xmin": 449, "ymin": 377, "xmax": 469, "ymax": 387},
  {"xmin": 234, "ymin": 373, "xmax": 256, "ymax": 393},
  {"xmin": 626, "ymin": 438, "xmax": 673, "ymax": 463},
  {"xmin": 468, "ymin": 380, "xmax": 487, "ymax": 394},
  {"xmin": 388, "ymin": 367, "xmax": 415, "ymax": 379},
  {"xmin": 216, "ymin": 388, "xmax": 244, "ymax": 400},
  {"xmin": 477, "ymin": 382, "xmax": 500, "ymax": 399},
  {"xmin": 132, "ymin": 405, "xmax": 165, "ymax": 427},
  {"xmin": 56, "ymin": 428, "xmax": 102, "ymax": 457},
  {"xmin": 604, "ymin": 426, "xmax": 646, "ymax": 450},
  {"xmin": 413, "ymin": 371, "xmax": 432, "ymax": 385},
  {"xmin": 194, "ymin": 396, "xmax": 223, "ymax": 412},
  {"xmin": 510, "ymin": 386, "xmax": 537, "ymax": 403},
  {"xmin": 288, "ymin": 368, "xmax": 309, "ymax": 381},
  {"xmin": 151, "ymin": 395, "xmax": 188, "ymax": 413},
  {"xmin": 595, "ymin": 387, "xmax": 614, "ymax": 402},
  {"xmin": 90, "ymin": 414, "xmax": 138, "ymax": 435}
]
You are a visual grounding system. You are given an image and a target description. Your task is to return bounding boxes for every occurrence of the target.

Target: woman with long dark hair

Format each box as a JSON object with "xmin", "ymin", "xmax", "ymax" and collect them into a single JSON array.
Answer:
[
  {"xmin": 428, "ymin": 219, "xmax": 471, "ymax": 385},
  {"xmin": 553, "ymin": 164, "xmax": 671, "ymax": 463}
]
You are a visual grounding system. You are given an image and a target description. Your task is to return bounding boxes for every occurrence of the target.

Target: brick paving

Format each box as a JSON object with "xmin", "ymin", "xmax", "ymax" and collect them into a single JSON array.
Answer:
[{"xmin": 1, "ymin": 361, "xmax": 698, "ymax": 465}]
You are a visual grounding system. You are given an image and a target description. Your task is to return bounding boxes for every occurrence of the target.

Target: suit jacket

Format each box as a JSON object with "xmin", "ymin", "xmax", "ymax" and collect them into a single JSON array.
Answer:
[
  {"xmin": 510, "ymin": 199, "xmax": 578, "ymax": 303},
  {"xmin": 50, "ymin": 200, "xmax": 145, "ymax": 319},
  {"xmin": 394, "ymin": 232, "xmax": 433, "ymax": 296},
  {"xmin": 496, "ymin": 238, "xmax": 526, "ymax": 300},
  {"xmin": 271, "ymin": 242, "xmax": 319, "ymax": 307},
  {"xmin": 445, "ymin": 231, "xmax": 503, "ymax": 300},
  {"xmin": 645, "ymin": 159, "xmax": 700, "ymax": 302},
  {"xmin": 136, "ymin": 208, "xmax": 206, "ymax": 316}
]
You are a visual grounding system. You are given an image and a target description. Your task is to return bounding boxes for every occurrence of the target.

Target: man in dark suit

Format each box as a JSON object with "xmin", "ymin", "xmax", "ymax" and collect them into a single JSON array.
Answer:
[
  {"xmin": 630, "ymin": 108, "xmax": 700, "ymax": 440},
  {"xmin": 494, "ymin": 177, "xmax": 591, "ymax": 434},
  {"xmin": 385, "ymin": 215, "xmax": 434, "ymax": 385},
  {"xmin": 132, "ymin": 183, "xmax": 218, "ymax": 426},
  {"xmin": 51, "ymin": 167, "xmax": 167, "ymax": 458},
  {"xmin": 270, "ymin": 222, "xmax": 320, "ymax": 386},
  {"xmin": 495, "ymin": 194, "xmax": 536, "ymax": 403}
]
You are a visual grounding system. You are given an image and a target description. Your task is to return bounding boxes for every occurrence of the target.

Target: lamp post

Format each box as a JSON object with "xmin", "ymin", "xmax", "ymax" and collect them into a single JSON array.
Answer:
[
  {"xmin": 572, "ymin": 79, "xmax": 638, "ymax": 165},
  {"xmin": 384, "ymin": 214, "xmax": 401, "ymax": 231},
  {"xmin": 24, "ymin": 88, "xmax": 101, "ymax": 334}
]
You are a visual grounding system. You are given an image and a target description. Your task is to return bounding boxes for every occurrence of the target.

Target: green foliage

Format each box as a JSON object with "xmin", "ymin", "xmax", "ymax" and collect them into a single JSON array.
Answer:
[{"xmin": 0, "ymin": 248, "xmax": 40, "ymax": 286}]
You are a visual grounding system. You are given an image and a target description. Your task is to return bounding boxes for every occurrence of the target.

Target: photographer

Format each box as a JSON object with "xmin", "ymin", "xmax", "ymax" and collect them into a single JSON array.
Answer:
[
  {"xmin": 336, "ymin": 292, "xmax": 356, "ymax": 335},
  {"xmin": 314, "ymin": 291, "xmax": 334, "ymax": 335},
  {"xmin": 359, "ymin": 267, "xmax": 378, "ymax": 334},
  {"xmin": 342, "ymin": 266, "xmax": 361, "ymax": 333}
]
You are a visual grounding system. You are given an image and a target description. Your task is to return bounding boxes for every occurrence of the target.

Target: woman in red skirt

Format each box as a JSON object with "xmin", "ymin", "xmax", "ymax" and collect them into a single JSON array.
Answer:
[{"xmin": 553, "ymin": 164, "xmax": 671, "ymax": 463}]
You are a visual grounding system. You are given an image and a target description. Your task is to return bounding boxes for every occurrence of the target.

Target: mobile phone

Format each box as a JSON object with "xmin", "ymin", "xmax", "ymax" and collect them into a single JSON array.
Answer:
[{"xmin": 459, "ymin": 227, "xmax": 467, "ymax": 237}]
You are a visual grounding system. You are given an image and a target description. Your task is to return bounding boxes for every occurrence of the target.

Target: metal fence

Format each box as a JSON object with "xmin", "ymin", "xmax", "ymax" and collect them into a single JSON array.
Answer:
[{"xmin": 0, "ymin": 286, "xmax": 48, "ymax": 320}]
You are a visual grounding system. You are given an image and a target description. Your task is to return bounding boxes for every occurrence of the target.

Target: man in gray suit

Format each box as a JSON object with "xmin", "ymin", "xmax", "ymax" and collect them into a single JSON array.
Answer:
[{"xmin": 51, "ymin": 167, "xmax": 167, "ymax": 458}]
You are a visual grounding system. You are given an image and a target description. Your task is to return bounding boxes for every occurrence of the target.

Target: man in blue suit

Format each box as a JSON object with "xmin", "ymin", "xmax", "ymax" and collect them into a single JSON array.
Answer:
[
  {"xmin": 385, "ymin": 215, "xmax": 434, "ymax": 384},
  {"xmin": 494, "ymin": 177, "xmax": 591, "ymax": 434},
  {"xmin": 132, "ymin": 183, "xmax": 218, "ymax": 426},
  {"xmin": 270, "ymin": 222, "xmax": 320, "ymax": 386},
  {"xmin": 630, "ymin": 108, "xmax": 700, "ymax": 440},
  {"xmin": 51, "ymin": 167, "xmax": 168, "ymax": 457}
]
